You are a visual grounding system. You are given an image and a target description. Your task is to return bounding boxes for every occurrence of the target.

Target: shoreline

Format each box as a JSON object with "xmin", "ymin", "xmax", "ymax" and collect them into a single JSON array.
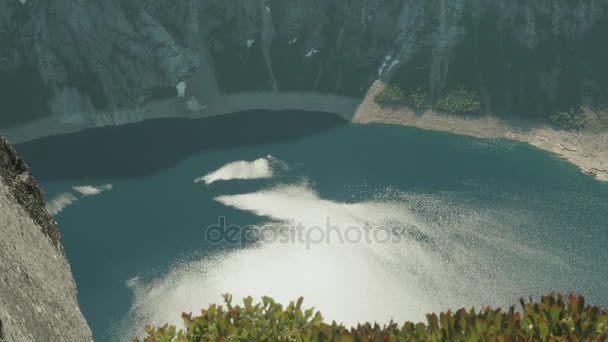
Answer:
[
  {"xmin": 2, "ymin": 84, "xmax": 607, "ymax": 183},
  {"xmin": 353, "ymin": 81, "xmax": 608, "ymax": 182},
  {"xmin": 0, "ymin": 92, "xmax": 360, "ymax": 145}
]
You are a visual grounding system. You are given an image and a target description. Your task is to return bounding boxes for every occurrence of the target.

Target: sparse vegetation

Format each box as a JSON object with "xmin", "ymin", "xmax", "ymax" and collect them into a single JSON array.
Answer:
[
  {"xmin": 550, "ymin": 107, "xmax": 590, "ymax": 130},
  {"xmin": 435, "ymin": 86, "xmax": 482, "ymax": 116},
  {"xmin": 135, "ymin": 293, "xmax": 608, "ymax": 341}
]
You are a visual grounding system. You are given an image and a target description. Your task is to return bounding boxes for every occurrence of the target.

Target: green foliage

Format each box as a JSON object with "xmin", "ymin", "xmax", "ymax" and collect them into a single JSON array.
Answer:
[
  {"xmin": 407, "ymin": 87, "xmax": 431, "ymax": 111},
  {"xmin": 375, "ymin": 84, "xmax": 480, "ymax": 115},
  {"xmin": 135, "ymin": 293, "xmax": 608, "ymax": 342},
  {"xmin": 596, "ymin": 104, "xmax": 608, "ymax": 127},
  {"xmin": 435, "ymin": 86, "xmax": 482, "ymax": 115},
  {"xmin": 374, "ymin": 84, "xmax": 407, "ymax": 106},
  {"xmin": 550, "ymin": 107, "xmax": 590, "ymax": 130},
  {"xmin": 374, "ymin": 85, "xmax": 430, "ymax": 110}
]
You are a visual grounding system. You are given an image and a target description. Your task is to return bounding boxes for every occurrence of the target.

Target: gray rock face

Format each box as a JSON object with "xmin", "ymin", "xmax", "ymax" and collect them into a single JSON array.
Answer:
[
  {"xmin": 0, "ymin": 137, "xmax": 62, "ymax": 250},
  {"xmin": 0, "ymin": 0, "xmax": 198, "ymax": 126},
  {"xmin": 0, "ymin": 136, "xmax": 92, "ymax": 342},
  {"xmin": 1, "ymin": 0, "xmax": 607, "ymax": 125}
]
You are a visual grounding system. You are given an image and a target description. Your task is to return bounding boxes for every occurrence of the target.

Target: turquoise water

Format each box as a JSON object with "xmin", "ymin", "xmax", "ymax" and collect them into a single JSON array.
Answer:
[{"xmin": 16, "ymin": 111, "xmax": 608, "ymax": 341}]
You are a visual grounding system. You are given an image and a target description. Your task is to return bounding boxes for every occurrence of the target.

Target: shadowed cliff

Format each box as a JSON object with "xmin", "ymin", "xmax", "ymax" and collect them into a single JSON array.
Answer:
[{"xmin": 1, "ymin": 0, "xmax": 606, "ymax": 126}]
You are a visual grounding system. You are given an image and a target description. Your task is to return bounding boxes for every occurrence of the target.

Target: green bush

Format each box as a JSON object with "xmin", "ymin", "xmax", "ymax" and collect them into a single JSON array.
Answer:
[
  {"xmin": 596, "ymin": 104, "xmax": 608, "ymax": 127},
  {"xmin": 374, "ymin": 85, "xmax": 430, "ymax": 110},
  {"xmin": 374, "ymin": 84, "xmax": 407, "ymax": 106},
  {"xmin": 407, "ymin": 87, "xmax": 431, "ymax": 110},
  {"xmin": 435, "ymin": 86, "xmax": 482, "ymax": 115},
  {"xmin": 550, "ymin": 107, "xmax": 590, "ymax": 130},
  {"xmin": 135, "ymin": 293, "xmax": 608, "ymax": 341}
]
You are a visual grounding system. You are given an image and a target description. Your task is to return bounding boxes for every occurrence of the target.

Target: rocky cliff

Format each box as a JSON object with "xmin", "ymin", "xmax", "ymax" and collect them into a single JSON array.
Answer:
[
  {"xmin": 0, "ymin": 136, "xmax": 92, "ymax": 341},
  {"xmin": 1, "ymin": 0, "xmax": 607, "ymax": 126}
]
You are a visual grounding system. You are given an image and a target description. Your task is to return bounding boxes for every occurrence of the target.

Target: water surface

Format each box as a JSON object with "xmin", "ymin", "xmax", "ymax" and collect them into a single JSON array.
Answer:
[{"xmin": 16, "ymin": 110, "xmax": 608, "ymax": 341}]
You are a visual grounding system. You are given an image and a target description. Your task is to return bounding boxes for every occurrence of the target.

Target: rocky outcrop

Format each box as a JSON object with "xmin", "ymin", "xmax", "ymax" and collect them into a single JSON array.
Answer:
[
  {"xmin": 0, "ymin": 137, "xmax": 62, "ymax": 250},
  {"xmin": 0, "ymin": 136, "xmax": 92, "ymax": 341},
  {"xmin": 0, "ymin": 0, "xmax": 607, "ymax": 126}
]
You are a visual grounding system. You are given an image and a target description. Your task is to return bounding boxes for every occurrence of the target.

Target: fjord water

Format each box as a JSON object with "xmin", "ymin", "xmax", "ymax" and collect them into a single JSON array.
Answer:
[{"xmin": 16, "ymin": 111, "xmax": 608, "ymax": 341}]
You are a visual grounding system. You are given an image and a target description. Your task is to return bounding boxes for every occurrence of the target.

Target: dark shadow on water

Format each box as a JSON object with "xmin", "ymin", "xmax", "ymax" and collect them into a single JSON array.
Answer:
[{"xmin": 15, "ymin": 110, "xmax": 346, "ymax": 180}]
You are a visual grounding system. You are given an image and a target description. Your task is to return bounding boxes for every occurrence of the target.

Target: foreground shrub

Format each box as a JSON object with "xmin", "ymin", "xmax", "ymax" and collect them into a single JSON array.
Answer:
[
  {"xmin": 135, "ymin": 293, "xmax": 608, "ymax": 341},
  {"xmin": 435, "ymin": 86, "xmax": 482, "ymax": 115},
  {"xmin": 550, "ymin": 107, "xmax": 590, "ymax": 130}
]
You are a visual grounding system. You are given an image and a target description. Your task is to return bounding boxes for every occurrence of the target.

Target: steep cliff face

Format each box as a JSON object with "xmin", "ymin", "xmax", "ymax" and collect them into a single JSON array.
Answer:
[
  {"xmin": 386, "ymin": 0, "xmax": 608, "ymax": 118},
  {"xmin": 0, "ymin": 0, "xmax": 198, "ymax": 126},
  {"xmin": 0, "ymin": 136, "xmax": 92, "ymax": 341},
  {"xmin": 1, "ymin": 0, "xmax": 606, "ymax": 126}
]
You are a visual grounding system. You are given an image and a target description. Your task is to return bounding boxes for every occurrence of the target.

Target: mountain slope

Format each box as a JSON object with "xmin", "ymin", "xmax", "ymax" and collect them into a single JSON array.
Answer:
[{"xmin": 1, "ymin": 0, "xmax": 606, "ymax": 125}]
